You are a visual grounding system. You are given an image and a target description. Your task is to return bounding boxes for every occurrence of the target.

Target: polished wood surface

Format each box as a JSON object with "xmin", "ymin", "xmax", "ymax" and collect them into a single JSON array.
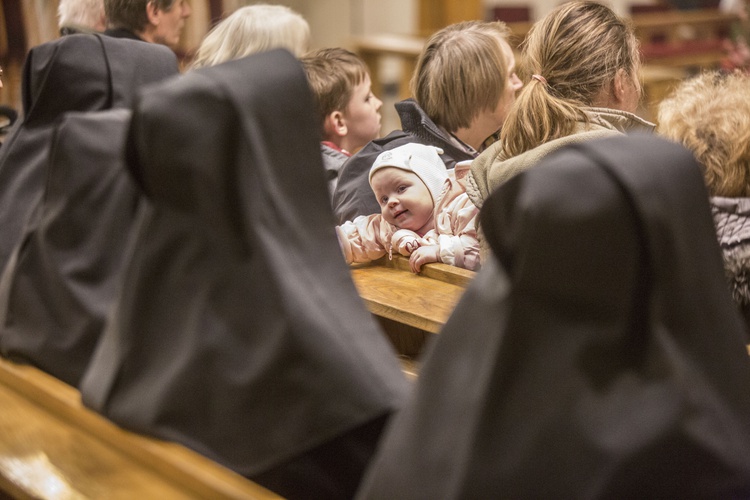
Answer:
[
  {"xmin": 0, "ymin": 358, "xmax": 281, "ymax": 499},
  {"xmin": 350, "ymin": 255, "xmax": 473, "ymax": 335}
]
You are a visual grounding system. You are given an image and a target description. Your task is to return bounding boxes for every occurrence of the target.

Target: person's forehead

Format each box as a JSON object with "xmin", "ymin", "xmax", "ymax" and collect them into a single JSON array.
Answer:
[{"xmin": 373, "ymin": 167, "xmax": 417, "ymax": 187}]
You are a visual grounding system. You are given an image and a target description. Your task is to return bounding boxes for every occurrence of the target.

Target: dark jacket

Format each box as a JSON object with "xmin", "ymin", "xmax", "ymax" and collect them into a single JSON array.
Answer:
[
  {"xmin": 79, "ymin": 50, "xmax": 408, "ymax": 498},
  {"xmin": 331, "ymin": 98, "xmax": 475, "ymax": 224},
  {"xmin": 103, "ymin": 27, "xmax": 144, "ymax": 42},
  {"xmin": 357, "ymin": 134, "xmax": 750, "ymax": 499}
]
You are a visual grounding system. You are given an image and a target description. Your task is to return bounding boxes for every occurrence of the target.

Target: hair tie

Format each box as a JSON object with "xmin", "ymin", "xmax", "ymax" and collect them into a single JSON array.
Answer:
[{"xmin": 531, "ymin": 74, "xmax": 548, "ymax": 85}]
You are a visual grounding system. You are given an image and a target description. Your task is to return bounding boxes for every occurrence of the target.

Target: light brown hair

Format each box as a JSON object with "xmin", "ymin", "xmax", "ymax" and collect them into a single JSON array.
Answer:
[
  {"xmin": 500, "ymin": 1, "xmax": 640, "ymax": 157},
  {"xmin": 300, "ymin": 48, "xmax": 370, "ymax": 129},
  {"xmin": 411, "ymin": 20, "xmax": 511, "ymax": 133},
  {"xmin": 658, "ymin": 71, "xmax": 750, "ymax": 197}
]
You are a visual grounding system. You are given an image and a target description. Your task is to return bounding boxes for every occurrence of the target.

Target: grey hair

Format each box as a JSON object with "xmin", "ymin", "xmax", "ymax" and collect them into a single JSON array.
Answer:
[
  {"xmin": 190, "ymin": 4, "xmax": 310, "ymax": 69},
  {"xmin": 58, "ymin": 0, "xmax": 105, "ymax": 30}
]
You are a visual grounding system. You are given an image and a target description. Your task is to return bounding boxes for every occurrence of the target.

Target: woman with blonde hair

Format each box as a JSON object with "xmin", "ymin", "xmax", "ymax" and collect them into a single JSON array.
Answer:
[
  {"xmin": 189, "ymin": 4, "xmax": 309, "ymax": 69},
  {"xmin": 657, "ymin": 70, "xmax": 750, "ymax": 335},
  {"xmin": 467, "ymin": 1, "xmax": 654, "ymax": 210}
]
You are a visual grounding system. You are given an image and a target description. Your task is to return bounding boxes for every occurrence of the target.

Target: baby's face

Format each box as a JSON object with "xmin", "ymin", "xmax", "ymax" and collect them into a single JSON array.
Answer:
[
  {"xmin": 372, "ymin": 167, "xmax": 434, "ymax": 235},
  {"xmin": 343, "ymin": 74, "xmax": 382, "ymax": 152}
]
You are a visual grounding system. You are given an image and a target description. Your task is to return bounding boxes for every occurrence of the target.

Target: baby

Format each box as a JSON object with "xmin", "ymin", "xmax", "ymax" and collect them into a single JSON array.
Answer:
[{"xmin": 336, "ymin": 143, "xmax": 479, "ymax": 272}]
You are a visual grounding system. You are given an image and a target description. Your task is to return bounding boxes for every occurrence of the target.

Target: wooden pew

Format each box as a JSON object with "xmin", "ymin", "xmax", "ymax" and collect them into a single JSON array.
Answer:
[
  {"xmin": 350, "ymin": 255, "xmax": 474, "ymax": 359},
  {"xmin": 0, "ymin": 357, "xmax": 281, "ymax": 499}
]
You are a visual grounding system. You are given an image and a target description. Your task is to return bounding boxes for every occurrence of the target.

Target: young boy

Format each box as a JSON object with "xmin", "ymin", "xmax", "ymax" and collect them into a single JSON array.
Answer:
[
  {"xmin": 301, "ymin": 48, "xmax": 383, "ymax": 196},
  {"xmin": 336, "ymin": 143, "xmax": 480, "ymax": 273}
]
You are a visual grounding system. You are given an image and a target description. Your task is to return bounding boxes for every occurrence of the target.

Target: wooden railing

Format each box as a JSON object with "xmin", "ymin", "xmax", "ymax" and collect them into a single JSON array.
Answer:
[{"xmin": 0, "ymin": 357, "xmax": 281, "ymax": 499}]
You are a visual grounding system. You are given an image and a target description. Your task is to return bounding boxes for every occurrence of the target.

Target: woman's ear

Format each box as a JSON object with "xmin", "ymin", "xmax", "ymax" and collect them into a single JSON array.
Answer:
[{"xmin": 613, "ymin": 68, "xmax": 628, "ymax": 104}]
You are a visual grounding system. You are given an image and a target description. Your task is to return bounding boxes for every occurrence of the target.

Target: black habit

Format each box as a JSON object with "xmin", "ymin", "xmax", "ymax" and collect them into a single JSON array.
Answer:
[
  {"xmin": 79, "ymin": 49, "xmax": 409, "ymax": 499},
  {"xmin": 0, "ymin": 34, "xmax": 178, "ymax": 384},
  {"xmin": 356, "ymin": 134, "xmax": 750, "ymax": 498}
]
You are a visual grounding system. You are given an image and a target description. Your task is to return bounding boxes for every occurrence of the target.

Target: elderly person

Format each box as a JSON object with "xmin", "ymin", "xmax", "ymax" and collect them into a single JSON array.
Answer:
[{"xmin": 104, "ymin": 0, "xmax": 191, "ymax": 50}]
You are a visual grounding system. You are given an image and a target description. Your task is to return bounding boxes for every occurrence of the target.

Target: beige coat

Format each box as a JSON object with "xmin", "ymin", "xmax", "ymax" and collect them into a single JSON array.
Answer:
[{"xmin": 466, "ymin": 107, "xmax": 655, "ymax": 209}]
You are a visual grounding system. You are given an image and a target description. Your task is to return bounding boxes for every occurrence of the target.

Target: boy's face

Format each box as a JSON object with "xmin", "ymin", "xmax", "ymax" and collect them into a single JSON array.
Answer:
[
  {"xmin": 372, "ymin": 167, "xmax": 434, "ymax": 235},
  {"xmin": 342, "ymin": 74, "xmax": 382, "ymax": 152}
]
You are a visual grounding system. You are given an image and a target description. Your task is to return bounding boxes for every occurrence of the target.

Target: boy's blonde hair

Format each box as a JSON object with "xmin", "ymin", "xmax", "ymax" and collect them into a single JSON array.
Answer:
[
  {"xmin": 658, "ymin": 71, "xmax": 750, "ymax": 197},
  {"xmin": 500, "ymin": 1, "xmax": 640, "ymax": 157},
  {"xmin": 190, "ymin": 4, "xmax": 309, "ymax": 69},
  {"xmin": 411, "ymin": 20, "xmax": 511, "ymax": 133},
  {"xmin": 300, "ymin": 48, "xmax": 370, "ymax": 129}
]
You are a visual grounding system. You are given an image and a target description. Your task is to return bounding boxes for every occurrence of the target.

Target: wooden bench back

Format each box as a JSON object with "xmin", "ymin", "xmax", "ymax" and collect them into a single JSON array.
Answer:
[{"xmin": 0, "ymin": 357, "xmax": 281, "ymax": 499}]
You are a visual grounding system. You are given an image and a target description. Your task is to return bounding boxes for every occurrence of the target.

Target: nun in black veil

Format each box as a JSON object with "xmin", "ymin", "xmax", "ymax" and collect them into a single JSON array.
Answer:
[
  {"xmin": 0, "ymin": 34, "xmax": 178, "ymax": 385},
  {"xmin": 356, "ymin": 133, "xmax": 750, "ymax": 498},
  {"xmin": 79, "ymin": 49, "xmax": 409, "ymax": 500},
  {"xmin": 0, "ymin": 34, "xmax": 178, "ymax": 270}
]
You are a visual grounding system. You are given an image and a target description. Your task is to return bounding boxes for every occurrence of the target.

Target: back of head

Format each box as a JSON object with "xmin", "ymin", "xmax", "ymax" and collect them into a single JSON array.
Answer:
[
  {"xmin": 301, "ymin": 48, "xmax": 369, "ymax": 130},
  {"xmin": 658, "ymin": 70, "xmax": 750, "ymax": 198},
  {"xmin": 105, "ymin": 0, "xmax": 180, "ymax": 33},
  {"xmin": 190, "ymin": 4, "xmax": 310, "ymax": 69},
  {"xmin": 58, "ymin": 0, "xmax": 106, "ymax": 32},
  {"xmin": 105, "ymin": 0, "xmax": 153, "ymax": 32},
  {"xmin": 411, "ymin": 20, "xmax": 511, "ymax": 133},
  {"xmin": 500, "ymin": 1, "xmax": 640, "ymax": 157}
]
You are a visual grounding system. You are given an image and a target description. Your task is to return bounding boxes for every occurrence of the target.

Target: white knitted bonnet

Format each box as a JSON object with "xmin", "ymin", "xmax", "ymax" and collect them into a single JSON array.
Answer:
[{"xmin": 369, "ymin": 143, "xmax": 448, "ymax": 203}]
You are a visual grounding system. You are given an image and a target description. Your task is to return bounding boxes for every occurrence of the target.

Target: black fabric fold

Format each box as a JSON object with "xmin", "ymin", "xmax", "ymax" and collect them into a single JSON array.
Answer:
[
  {"xmin": 356, "ymin": 134, "xmax": 750, "ymax": 499},
  {"xmin": 79, "ymin": 49, "xmax": 408, "ymax": 495}
]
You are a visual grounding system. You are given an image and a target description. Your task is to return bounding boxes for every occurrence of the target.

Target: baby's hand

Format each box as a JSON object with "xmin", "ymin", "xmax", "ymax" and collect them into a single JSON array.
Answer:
[
  {"xmin": 396, "ymin": 235, "xmax": 421, "ymax": 256},
  {"xmin": 409, "ymin": 245, "xmax": 440, "ymax": 273},
  {"xmin": 404, "ymin": 239, "xmax": 421, "ymax": 255}
]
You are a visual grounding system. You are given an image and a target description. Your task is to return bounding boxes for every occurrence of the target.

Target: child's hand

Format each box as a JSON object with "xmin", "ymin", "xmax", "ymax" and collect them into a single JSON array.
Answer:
[
  {"xmin": 409, "ymin": 245, "xmax": 440, "ymax": 273},
  {"xmin": 395, "ymin": 234, "xmax": 420, "ymax": 256},
  {"xmin": 404, "ymin": 239, "xmax": 421, "ymax": 255}
]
